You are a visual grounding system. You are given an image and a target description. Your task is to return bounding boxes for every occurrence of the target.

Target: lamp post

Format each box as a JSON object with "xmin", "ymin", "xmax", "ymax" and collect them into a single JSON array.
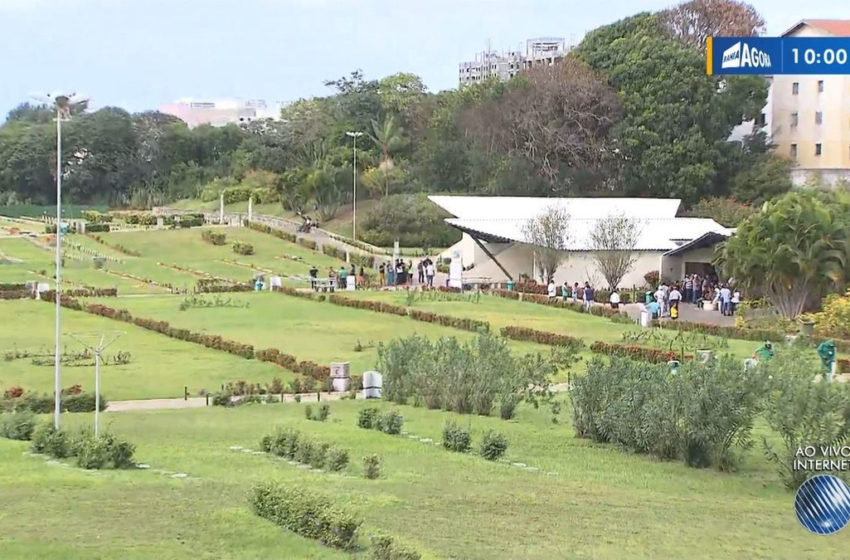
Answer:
[
  {"xmin": 32, "ymin": 91, "xmax": 89, "ymax": 429},
  {"xmin": 345, "ymin": 131, "xmax": 363, "ymax": 240}
]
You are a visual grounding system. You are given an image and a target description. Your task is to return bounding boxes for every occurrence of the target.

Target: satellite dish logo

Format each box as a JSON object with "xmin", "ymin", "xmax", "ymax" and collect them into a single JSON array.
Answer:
[
  {"xmin": 794, "ymin": 475, "xmax": 850, "ymax": 535},
  {"xmin": 720, "ymin": 41, "xmax": 772, "ymax": 70}
]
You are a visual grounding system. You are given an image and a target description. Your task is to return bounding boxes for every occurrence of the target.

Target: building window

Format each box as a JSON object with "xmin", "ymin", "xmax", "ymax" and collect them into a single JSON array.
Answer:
[
  {"xmin": 792, "ymin": 82, "xmax": 800, "ymax": 94},
  {"xmin": 791, "ymin": 144, "xmax": 798, "ymax": 159},
  {"xmin": 791, "ymin": 112, "xmax": 799, "ymax": 126},
  {"xmin": 818, "ymin": 80, "xmax": 824, "ymax": 92},
  {"xmin": 816, "ymin": 111, "xmax": 823, "ymax": 124},
  {"xmin": 815, "ymin": 143, "xmax": 822, "ymax": 156}
]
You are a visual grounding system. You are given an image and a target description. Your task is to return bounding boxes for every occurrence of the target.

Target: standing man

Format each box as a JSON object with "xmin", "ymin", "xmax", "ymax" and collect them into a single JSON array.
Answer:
[
  {"xmin": 583, "ymin": 282, "xmax": 594, "ymax": 311},
  {"xmin": 719, "ymin": 284, "xmax": 732, "ymax": 316},
  {"xmin": 669, "ymin": 284, "xmax": 682, "ymax": 319},
  {"xmin": 425, "ymin": 260, "xmax": 435, "ymax": 288}
]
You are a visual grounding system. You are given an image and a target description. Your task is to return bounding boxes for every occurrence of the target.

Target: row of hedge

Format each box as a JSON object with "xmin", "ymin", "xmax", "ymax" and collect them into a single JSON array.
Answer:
[
  {"xmin": 41, "ymin": 288, "xmax": 118, "ymax": 298},
  {"xmin": 499, "ymin": 326, "xmax": 585, "ymax": 352},
  {"xmin": 47, "ymin": 296, "xmax": 330, "ymax": 383},
  {"xmin": 1, "ymin": 390, "xmax": 106, "ymax": 414},
  {"xmin": 46, "ymin": 223, "xmax": 111, "ymax": 234},
  {"xmin": 246, "ymin": 220, "xmax": 376, "ymax": 268},
  {"xmin": 325, "ymin": 294, "xmax": 490, "ymax": 333},
  {"xmin": 490, "ymin": 289, "xmax": 623, "ymax": 319},
  {"xmin": 87, "ymin": 234, "xmax": 142, "ymax": 256}
]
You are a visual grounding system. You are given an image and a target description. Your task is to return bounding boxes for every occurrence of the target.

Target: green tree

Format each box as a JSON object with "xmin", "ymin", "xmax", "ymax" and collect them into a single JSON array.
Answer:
[
  {"xmin": 366, "ymin": 115, "xmax": 407, "ymax": 195},
  {"xmin": 715, "ymin": 191, "xmax": 850, "ymax": 319}
]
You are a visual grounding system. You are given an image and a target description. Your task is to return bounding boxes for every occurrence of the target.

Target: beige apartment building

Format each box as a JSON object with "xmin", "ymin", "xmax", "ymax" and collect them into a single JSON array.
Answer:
[{"xmin": 770, "ymin": 20, "xmax": 850, "ymax": 186}]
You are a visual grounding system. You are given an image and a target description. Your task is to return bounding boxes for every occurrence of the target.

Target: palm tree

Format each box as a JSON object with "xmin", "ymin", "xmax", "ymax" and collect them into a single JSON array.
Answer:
[{"xmin": 366, "ymin": 115, "xmax": 406, "ymax": 196}]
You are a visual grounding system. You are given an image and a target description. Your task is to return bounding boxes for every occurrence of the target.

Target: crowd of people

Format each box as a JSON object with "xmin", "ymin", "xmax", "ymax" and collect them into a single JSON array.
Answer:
[{"xmin": 307, "ymin": 257, "xmax": 439, "ymax": 290}]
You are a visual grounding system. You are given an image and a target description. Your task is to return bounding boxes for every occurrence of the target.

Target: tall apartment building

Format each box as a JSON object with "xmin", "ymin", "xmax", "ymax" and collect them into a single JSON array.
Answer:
[
  {"xmin": 158, "ymin": 98, "xmax": 282, "ymax": 129},
  {"xmin": 458, "ymin": 37, "xmax": 573, "ymax": 86},
  {"xmin": 768, "ymin": 20, "xmax": 850, "ymax": 186}
]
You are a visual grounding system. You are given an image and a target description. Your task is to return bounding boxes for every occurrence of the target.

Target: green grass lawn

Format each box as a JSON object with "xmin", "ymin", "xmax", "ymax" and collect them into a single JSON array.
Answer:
[
  {"xmin": 0, "ymin": 300, "xmax": 293, "ymax": 400},
  {"xmin": 1, "ymin": 400, "xmax": 846, "ymax": 559},
  {"xmin": 98, "ymin": 291, "xmax": 550, "ymax": 385}
]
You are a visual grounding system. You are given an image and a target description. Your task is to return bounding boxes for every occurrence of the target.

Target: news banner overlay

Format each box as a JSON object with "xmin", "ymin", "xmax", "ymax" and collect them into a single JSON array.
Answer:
[
  {"xmin": 707, "ymin": 37, "xmax": 850, "ymax": 75},
  {"xmin": 794, "ymin": 475, "xmax": 850, "ymax": 535}
]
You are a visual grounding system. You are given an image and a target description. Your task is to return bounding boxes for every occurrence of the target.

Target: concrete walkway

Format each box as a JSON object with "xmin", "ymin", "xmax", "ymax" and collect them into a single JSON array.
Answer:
[{"xmin": 106, "ymin": 382, "xmax": 573, "ymax": 412}]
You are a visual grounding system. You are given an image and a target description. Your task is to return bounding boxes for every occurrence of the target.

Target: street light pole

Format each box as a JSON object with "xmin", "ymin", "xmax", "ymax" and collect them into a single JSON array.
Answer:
[
  {"xmin": 32, "ymin": 91, "xmax": 89, "ymax": 430},
  {"xmin": 345, "ymin": 131, "xmax": 363, "ymax": 240}
]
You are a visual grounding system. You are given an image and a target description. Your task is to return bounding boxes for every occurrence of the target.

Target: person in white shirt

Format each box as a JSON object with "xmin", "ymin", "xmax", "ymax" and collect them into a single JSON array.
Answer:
[
  {"xmin": 655, "ymin": 286, "xmax": 666, "ymax": 317},
  {"xmin": 547, "ymin": 280, "xmax": 557, "ymax": 299},
  {"xmin": 719, "ymin": 285, "xmax": 732, "ymax": 316},
  {"xmin": 425, "ymin": 262, "xmax": 436, "ymax": 288},
  {"xmin": 609, "ymin": 290, "xmax": 621, "ymax": 310},
  {"xmin": 731, "ymin": 289, "xmax": 741, "ymax": 315}
]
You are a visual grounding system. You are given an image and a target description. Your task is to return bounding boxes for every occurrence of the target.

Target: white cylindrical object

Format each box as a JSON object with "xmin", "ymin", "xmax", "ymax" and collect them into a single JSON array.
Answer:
[
  {"xmin": 639, "ymin": 311, "xmax": 649, "ymax": 328},
  {"xmin": 330, "ymin": 362, "xmax": 350, "ymax": 379},
  {"xmin": 346, "ymin": 275, "xmax": 355, "ymax": 291},
  {"xmin": 94, "ymin": 352, "xmax": 101, "ymax": 437},
  {"xmin": 697, "ymin": 350, "xmax": 712, "ymax": 363},
  {"xmin": 363, "ymin": 370, "xmax": 383, "ymax": 399},
  {"xmin": 332, "ymin": 377, "xmax": 350, "ymax": 392}
]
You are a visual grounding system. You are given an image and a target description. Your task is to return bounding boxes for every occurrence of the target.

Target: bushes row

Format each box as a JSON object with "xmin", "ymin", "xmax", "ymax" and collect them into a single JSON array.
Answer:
[
  {"xmin": 25, "ymin": 423, "xmax": 136, "ymax": 470},
  {"xmin": 499, "ymin": 326, "xmax": 585, "ymax": 352},
  {"xmin": 439, "ymin": 421, "xmax": 508, "ymax": 461},
  {"xmin": 0, "ymin": 283, "xmax": 26, "ymax": 290},
  {"xmin": 272, "ymin": 285, "xmax": 320, "ymax": 301},
  {"xmin": 259, "ymin": 427, "xmax": 350, "ymax": 473},
  {"xmin": 0, "ymin": 290, "xmax": 30, "ymax": 300},
  {"xmin": 196, "ymin": 280, "xmax": 253, "ymax": 293},
  {"xmin": 589, "ymin": 341, "xmax": 690, "ymax": 364},
  {"xmin": 322, "ymin": 244, "xmax": 346, "ymax": 261},
  {"xmin": 378, "ymin": 332, "xmax": 562, "ymax": 419},
  {"xmin": 88, "ymin": 234, "xmax": 142, "ymax": 256},
  {"xmin": 232, "ymin": 242, "xmax": 254, "ymax": 255},
  {"xmin": 326, "ymin": 294, "xmax": 490, "ymax": 333},
  {"xmin": 255, "ymin": 348, "xmax": 330, "ymax": 382},
  {"xmin": 245, "ymin": 221, "xmax": 296, "ymax": 243},
  {"xmin": 124, "ymin": 213, "xmax": 158, "ymax": 226},
  {"xmin": 297, "ymin": 238, "xmax": 318, "ymax": 250},
  {"xmin": 250, "ymin": 482, "xmax": 360, "ymax": 550},
  {"xmin": 40, "ymin": 288, "xmax": 118, "ymax": 299},
  {"xmin": 490, "ymin": 289, "xmax": 623, "ymax": 319},
  {"xmin": 357, "ymin": 407, "xmax": 404, "ymax": 435},
  {"xmin": 2, "ymin": 390, "xmax": 107, "ymax": 414},
  {"xmin": 81, "ymin": 210, "xmax": 114, "ymax": 224},
  {"xmin": 305, "ymin": 403, "xmax": 331, "ymax": 422},
  {"xmin": 46, "ymin": 223, "xmax": 110, "ymax": 234},
  {"xmin": 201, "ymin": 230, "xmax": 227, "ymax": 246}
]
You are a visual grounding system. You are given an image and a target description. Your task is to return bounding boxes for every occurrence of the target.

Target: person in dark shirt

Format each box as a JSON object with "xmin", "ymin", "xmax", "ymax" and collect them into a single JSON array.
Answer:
[{"xmin": 309, "ymin": 265, "xmax": 318, "ymax": 290}]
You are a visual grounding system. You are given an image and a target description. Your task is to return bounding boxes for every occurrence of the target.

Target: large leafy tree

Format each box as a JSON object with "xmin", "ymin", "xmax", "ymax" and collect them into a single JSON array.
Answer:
[
  {"xmin": 715, "ymin": 191, "xmax": 850, "ymax": 319},
  {"xmin": 573, "ymin": 12, "xmax": 768, "ymax": 204},
  {"xmin": 661, "ymin": 0, "xmax": 765, "ymax": 53}
]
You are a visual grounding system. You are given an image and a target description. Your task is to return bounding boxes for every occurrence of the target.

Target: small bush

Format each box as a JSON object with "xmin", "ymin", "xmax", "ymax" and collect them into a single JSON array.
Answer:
[
  {"xmin": 211, "ymin": 392, "xmax": 232, "ymax": 407},
  {"xmin": 358, "ymin": 407, "xmax": 380, "ymax": 429},
  {"xmin": 294, "ymin": 438, "xmax": 315, "ymax": 465},
  {"xmin": 310, "ymin": 442, "xmax": 330, "ymax": 469},
  {"xmin": 305, "ymin": 405, "xmax": 314, "ymax": 420},
  {"xmin": 378, "ymin": 410, "xmax": 404, "ymax": 435},
  {"xmin": 232, "ymin": 242, "xmax": 254, "ymax": 255},
  {"xmin": 479, "ymin": 430, "xmax": 508, "ymax": 461},
  {"xmin": 363, "ymin": 453, "xmax": 382, "ymax": 479},
  {"xmin": 249, "ymin": 482, "xmax": 361, "ymax": 550},
  {"xmin": 266, "ymin": 427, "xmax": 299, "ymax": 459},
  {"xmin": 370, "ymin": 535, "xmax": 422, "ymax": 560},
  {"xmin": 317, "ymin": 403, "xmax": 331, "ymax": 422},
  {"xmin": 326, "ymin": 446, "xmax": 350, "ymax": 472},
  {"xmin": 201, "ymin": 229, "xmax": 227, "ymax": 246},
  {"xmin": 0, "ymin": 410, "xmax": 38, "ymax": 441},
  {"xmin": 30, "ymin": 423, "xmax": 71, "ymax": 458},
  {"xmin": 442, "ymin": 421, "xmax": 472, "ymax": 453},
  {"xmin": 70, "ymin": 430, "xmax": 137, "ymax": 470}
]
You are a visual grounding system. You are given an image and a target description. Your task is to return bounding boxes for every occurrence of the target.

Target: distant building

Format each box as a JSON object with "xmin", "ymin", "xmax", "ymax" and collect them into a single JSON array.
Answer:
[
  {"xmin": 458, "ymin": 37, "xmax": 574, "ymax": 86},
  {"xmin": 158, "ymin": 98, "xmax": 282, "ymax": 128},
  {"xmin": 768, "ymin": 19, "xmax": 850, "ymax": 186}
]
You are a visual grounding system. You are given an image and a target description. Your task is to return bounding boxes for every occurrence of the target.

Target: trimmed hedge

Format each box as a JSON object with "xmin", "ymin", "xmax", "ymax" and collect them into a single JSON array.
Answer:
[
  {"xmin": 590, "ymin": 341, "xmax": 693, "ymax": 364},
  {"xmin": 40, "ymin": 288, "xmax": 118, "ymax": 299},
  {"xmin": 499, "ymin": 326, "xmax": 585, "ymax": 351},
  {"xmin": 328, "ymin": 294, "xmax": 408, "ymax": 316},
  {"xmin": 297, "ymin": 238, "xmax": 318, "ymax": 250},
  {"xmin": 490, "ymin": 289, "xmax": 623, "ymax": 318},
  {"xmin": 245, "ymin": 221, "xmax": 296, "ymax": 243},
  {"xmin": 326, "ymin": 294, "xmax": 490, "ymax": 332},
  {"xmin": 249, "ymin": 482, "xmax": 361, "ymax": 550},
  {"xmin": 2, "ymin": 391, "xmax": 107, "ymax": 414}
]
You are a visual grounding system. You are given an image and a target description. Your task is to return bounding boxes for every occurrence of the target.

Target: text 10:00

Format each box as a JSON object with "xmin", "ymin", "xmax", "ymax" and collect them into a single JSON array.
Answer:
[{"xmin": 791, "ymin": 48, "xmax": 849, "ymax": 65}]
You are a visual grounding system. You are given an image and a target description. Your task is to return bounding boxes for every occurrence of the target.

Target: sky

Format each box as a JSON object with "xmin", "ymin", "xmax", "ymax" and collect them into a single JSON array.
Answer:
[{"xmin": 1, "ymin": 0, "xmax": 850, "ymax": 117}]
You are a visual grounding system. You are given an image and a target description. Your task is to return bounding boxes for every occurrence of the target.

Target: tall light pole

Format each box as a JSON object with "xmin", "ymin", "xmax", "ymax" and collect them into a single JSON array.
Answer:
[
  {"xmin": 32, "ymin": 91, "xmax": 89, "ymax": 429},
  {"xmin": 345, "ymin": 131, "xmax": 363, "ymax": 240}
]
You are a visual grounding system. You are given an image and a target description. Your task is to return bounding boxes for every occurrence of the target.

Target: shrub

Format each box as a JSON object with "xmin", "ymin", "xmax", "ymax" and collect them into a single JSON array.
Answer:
[
  {"xmin": 317, "ymin": 403, "xmax": 331, "ymax": 422},
  {"xmin": 249, "ymin": 482, "xmax": 361, "ymax": 550},
  {"xmin": 211, "ymin": 392, "xmax": 232, "ymax": 407},
  {"xmin": 296, "ymin": 238, "xmax": 318, "ymax": 250},
  {"xmin": 245, "ymin": 221, "xmax": 297, "ymax": 243},
  {"xmin": 499, "ymin": 326, "xmax": 585, "ymax": 352},
  {"xmin": 305, "ymin": 405, "xmax": 314, "ymax": 420},
  {"xmin": 359, "ymin": 193, "xmax": 462, "ymax": 248},
  {"xmin": 571, "ymin": 356, "xmax": 767, "ymax": 471},
  {"xmin": 265, "ymin": 427, "xmax": 300, "ymax": 459},
  {"xmin": 327, "ymin": 294, "xmax": 408, "ymax": 317},
  {"xmin": 201, "ymin": 229, "xmax": 227, "ymax": 246},
  {"xmin": 684, "ymin": 197, "xmax": 757, "ymax": 228},
  {"xmin": 589, "ymin": 341, "xmax": 690, "ymax": 364},
  {"xmin": 759, "ymin": 350, "xmax": 850, "ymax": 489},
  {"xmin": 479, "ymin": 430, "xmax": 508, "ymax": 461},
  {"xmin": 0, "ymin": 410, "xmax": 38, "ymax": 441},
  {"xmin": 358, "ymin": 407, "xmax": 380, "ymax": 429},
  {"xmin": 326, "ymin": 446, "xmax": 350, "ymax": 472},
  {"xmin": 294, "ymin": 438, "xmax": 315, "ymax": 465},
  {"xmin": 442, "ymin": 421, "xmax": 472, "ymax": 453},
  {"xmin": 369, "ymin": 535, "xmax": 422, "ymax": 560},
  {"xmin": 30, "ymin": 423, "xmax": 71, "ymax": 458},
  {"xmin": 377, "ymin": 410, "xmax": 404, "ymax": 435},
  {"xmin": 310, "ymin": 442, "xmax": 330, "ymax": 469},
  {"xmin": 232, "ymin": 242, "xmax": 254, "ymax": 255},
  {"xmin": 363, "ymin": 453, "xmax": 382, "ymax": 479},
  {"xmin": 72, "ymin": 430, "xmax": 136, "ymax": 470}
]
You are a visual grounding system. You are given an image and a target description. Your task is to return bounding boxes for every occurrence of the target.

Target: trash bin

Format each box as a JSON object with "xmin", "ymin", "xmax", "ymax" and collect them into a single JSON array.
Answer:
[
  {"xmin": 667, "ymin": 360, "xmax": 680, "ymax": 375},
  {"xmin": 507, "ymin": 280, "xmax": 515, "ymax": 291},
  {"xmin": 800, "ymin": 321, "xmax": 815, "ymax": 336},
  {"xmin": 645, "ymin": 291, "xmax": 653, "ymax": 305}
]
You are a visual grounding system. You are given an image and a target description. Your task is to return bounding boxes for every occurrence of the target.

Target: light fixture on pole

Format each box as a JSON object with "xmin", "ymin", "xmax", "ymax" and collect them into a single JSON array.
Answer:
[
  {"xmin": 31, "ymin": 91, "xmax": 89, "ymax": 429},
  {"xmin": 68, "ymin": 331, "xmax": 124, "ymax": 437},
  {"xmin": 345, "ymin": 131, "xmax": 363, "ymax": 240}
]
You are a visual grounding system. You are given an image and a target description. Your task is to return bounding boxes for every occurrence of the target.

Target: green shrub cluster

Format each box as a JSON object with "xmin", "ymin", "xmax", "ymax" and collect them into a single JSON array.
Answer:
[
  {"xmin": 369, "ymin": 535, "xmax": 422, "ymax": 560},
  {"xmin": 258, "ymin": 427, "xmax": 349, "ymax": 472},
  {"xmin": 363, "ymin": 453, "xmax": 382, "ymax": 479},
  {"xmin": 359, "ymin": 194, "xmax": 462, "ymax": 248},
  {"xmin": 249, "ymin": 482, "xmax": 361, "ymax": 550},
  {"xmin": 232, "ymin": 241, "xmax": 254, "ymax": 255},
  {"xmin": 305, "ymin": 403, "xmax": 331, "ymax": 422},
  {"xmin": 479, "ymin": 429, "xmax": 509, "ymax": 461},
  {"xmin": 2, "ymin": 391, "xmax": 107, "ymax": 414},
  {"xmin": 0, "ymin": 410, "xmax": 38, "ymax": 440},
  {"xmin": 357, "ymin": 407, "xmax": 404, "ymax": 435},
  {"xmin": 572, "ymin": 355, "xmax": 770, "ymax": 471},
  {"xmin": 442, "ymin": 421, "xmax": 471, "ymax": 453},
  {"xmin": 201, "ymin": 229, "xmax": 227, "ymax": 245},
  {"xmin": 29, "ymin": 424, "xmax": 136, "ymax": 469},
  {"xmin": 377, "ymin": 332, "xmax": 567, "ymax": 419}
]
